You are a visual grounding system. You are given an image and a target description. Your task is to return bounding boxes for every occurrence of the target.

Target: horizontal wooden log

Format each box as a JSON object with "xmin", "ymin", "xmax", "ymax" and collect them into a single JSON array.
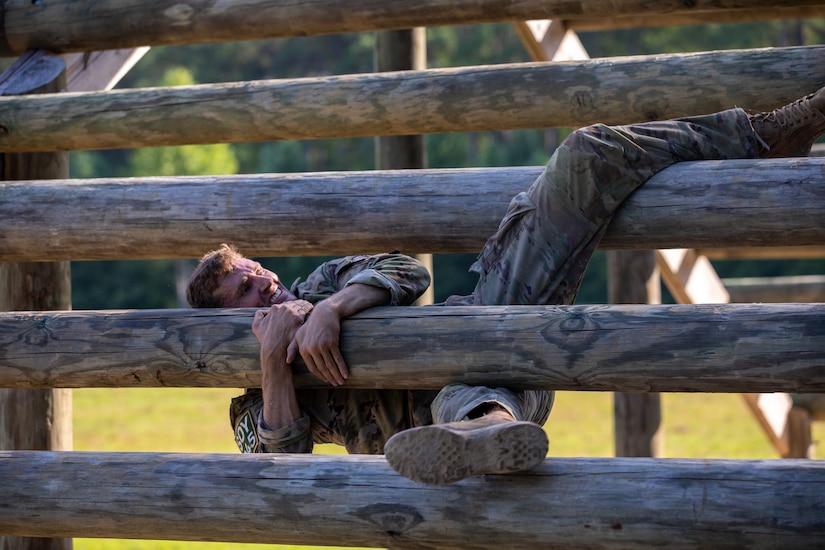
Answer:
[
  {"xmin": 567, "ymin": 6, "xmax": 825, "ymax": 32},
  {"xmin": 0, "ymin": 451, "xmax": 822, "ymax": 548},
  {"xmin": 0, "ymin": 303, "xmax": 823, "ymax": 392},
  {"xmin": 1, "ymin": 158, "xmax": 823, "ymax": 261},
  {"xmin": 725, "ymin": 275, "xmax": 825, "ymax": 303},
  {"xmin": 1, "ymin": 0, "xmax": 821, "ymax": 56},
  {"xmin": 700, "ymin": 247, "xmax": 825, "ymax": 260},
  {"xmin": 0, "ymin": 46, "xmax": 823, "ymax": 152}
]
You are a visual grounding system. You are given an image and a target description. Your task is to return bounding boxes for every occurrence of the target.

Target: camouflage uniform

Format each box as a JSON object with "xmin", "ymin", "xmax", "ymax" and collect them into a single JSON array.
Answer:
[{"xmin": 231, "ymin": 108, "xmax": 762, "ymax": 454}]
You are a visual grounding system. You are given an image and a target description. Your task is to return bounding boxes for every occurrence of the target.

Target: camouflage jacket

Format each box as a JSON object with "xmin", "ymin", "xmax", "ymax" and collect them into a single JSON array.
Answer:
[
  {"xmin": 291, "ymin": 252, "xmax": 431, "ymax": 306},
  {"xmin": 230, "ymin": 252, "xmax": 432, "ymax": 455}
]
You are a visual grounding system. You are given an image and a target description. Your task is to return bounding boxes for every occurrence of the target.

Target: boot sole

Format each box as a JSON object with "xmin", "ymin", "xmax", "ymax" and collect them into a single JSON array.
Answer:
[{"xmin": 384, "ymin": 420, "xmax": 548, "ymax": 484}]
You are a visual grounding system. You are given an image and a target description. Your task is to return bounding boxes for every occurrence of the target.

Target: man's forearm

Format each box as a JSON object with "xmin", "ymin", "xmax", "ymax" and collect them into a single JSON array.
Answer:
[
  {"xmin": 316, "ymin": 282, "xmax": 391, "ymax": 318},
  {"xmin": 260, "ymin": 354, "xmax": 302, "ymax": 432}
]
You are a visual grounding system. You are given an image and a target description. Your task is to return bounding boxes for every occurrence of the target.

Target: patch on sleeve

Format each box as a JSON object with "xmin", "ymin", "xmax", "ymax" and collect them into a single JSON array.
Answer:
[{"xmin": 234, "ymin": 410, "xmax": 259, "ymax": 453}]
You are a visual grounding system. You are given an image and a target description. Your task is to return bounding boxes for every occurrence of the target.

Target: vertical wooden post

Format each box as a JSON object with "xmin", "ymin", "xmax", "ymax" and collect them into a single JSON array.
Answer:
[
  {"xmin": 608, "ymin": 250, "xmax": 663, "ymax": 457},
  {"xmin": 0, "ymin": 51, "xmax": 73, "ymax": 550},
  {"xmin": 373, "ymin": 29, "xmax": 433, "ymax": 305}
]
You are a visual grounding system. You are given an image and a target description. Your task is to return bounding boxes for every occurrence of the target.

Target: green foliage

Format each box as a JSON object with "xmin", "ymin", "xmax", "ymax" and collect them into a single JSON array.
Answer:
[
  {"xmin": 129, "ymin": 67, "xmax": 239, "ymax": 177},
  {"xmin": 72, "ymin": 259, "xmax": 179, "ymax": 310},
  {"xmin": 130, "ymin": 143, "xmax": 238, "ymax": 177}
]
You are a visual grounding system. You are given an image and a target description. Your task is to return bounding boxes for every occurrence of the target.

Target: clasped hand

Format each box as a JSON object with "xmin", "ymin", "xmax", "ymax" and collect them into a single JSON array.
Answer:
[{"xmin": 252, "ymin": 300, "xmax": 349, "ymax": 387}]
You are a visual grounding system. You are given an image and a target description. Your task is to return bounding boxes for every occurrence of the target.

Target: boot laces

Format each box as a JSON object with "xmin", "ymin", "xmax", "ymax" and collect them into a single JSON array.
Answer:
[{"xmin": 751, "ymin": 94, "xmax": 815, "ymax": 130}]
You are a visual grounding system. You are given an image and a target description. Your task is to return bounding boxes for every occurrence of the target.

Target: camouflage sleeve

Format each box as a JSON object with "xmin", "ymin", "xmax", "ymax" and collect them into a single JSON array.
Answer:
[
  {"xmin": 296, "ymin": 253, "xmax": 431, "ymax": 306},
  {"xmin": 229, "ymin": 389, "xmax": 313, "ymax": 454}
]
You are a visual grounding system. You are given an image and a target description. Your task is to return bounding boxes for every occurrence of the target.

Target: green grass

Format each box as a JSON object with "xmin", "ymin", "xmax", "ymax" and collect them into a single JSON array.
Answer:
[{"xmin": 71, "ymin": 388, "xmax": 822, "ymax": 549}]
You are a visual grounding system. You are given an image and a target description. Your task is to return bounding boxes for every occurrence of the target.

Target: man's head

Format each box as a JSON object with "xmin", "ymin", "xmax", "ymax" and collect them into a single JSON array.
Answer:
[{"xmin": 186, "ymin": 243, "xmax": 297, "ymax": 308}]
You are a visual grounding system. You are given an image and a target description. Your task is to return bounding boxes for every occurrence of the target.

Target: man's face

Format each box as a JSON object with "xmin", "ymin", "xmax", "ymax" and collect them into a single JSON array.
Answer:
[{"xmin": 216, "ymin": 257, "xmax": 297, "ymax": 308}]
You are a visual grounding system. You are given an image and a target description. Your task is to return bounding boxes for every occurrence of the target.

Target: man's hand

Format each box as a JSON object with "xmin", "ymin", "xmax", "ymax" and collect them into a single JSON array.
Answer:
[
  {"xmin": 252, "ymin": 300, "xmax": 314, "ymax": 366},
  {"xmin": 288, "ymin": 301, "xmax": 348, "ymax": 386},
  {"xmin": 286, "ymin": 283, "xmax": 392, "ymax": 387},
  {"xmin": 251, "ymin": 300, "xmax": 312, "ymax": 431}
]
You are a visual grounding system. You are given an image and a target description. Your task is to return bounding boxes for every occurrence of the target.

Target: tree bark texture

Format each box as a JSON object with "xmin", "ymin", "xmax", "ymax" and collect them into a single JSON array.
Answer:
[
  {"xmin": 0, "ymin": 157, "xmax": 823, "ymax": 261},
  {"xmin": 0, "ymin": 46, "xmax": 823, "ymax": 152},
  {"xmin": 0, "ymin": 50, "xmax": 72, "ymax": 550},
  {"xmin": 0, "ymin": 303, "xmax": 822, "ymax": 393},
  {"xmin": 1, "ymin": 0, "xmax": 822, "ymax": 55},
  {"xmin": 0, "ymin": 451, "xmax": 823, "ymax": 549}
]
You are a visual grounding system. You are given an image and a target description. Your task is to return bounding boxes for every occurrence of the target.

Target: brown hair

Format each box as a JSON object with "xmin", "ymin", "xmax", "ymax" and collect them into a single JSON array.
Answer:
[{"xmin": 186, "ymin": 243, "xmax": 244, "ymax": 308}]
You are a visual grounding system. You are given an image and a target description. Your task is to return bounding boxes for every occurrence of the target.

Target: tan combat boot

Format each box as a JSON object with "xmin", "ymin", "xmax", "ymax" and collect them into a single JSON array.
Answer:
[
  {"xmin": 750, "ymin": 85, "xmax": 825, "ymax": 158},
  {"xmin": 384, "ymin": 409, "xmax": 548, "ymax": 484}
]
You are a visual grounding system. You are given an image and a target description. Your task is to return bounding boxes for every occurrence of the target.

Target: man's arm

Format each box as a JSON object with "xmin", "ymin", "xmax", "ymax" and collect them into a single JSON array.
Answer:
[
  {"xmin": 298, "ymin": 253, "xmax": 431, "ymax": 307},
  {"xmin": 252, "ymin": 301, "xmax": 312, "ymax": 435},
  {"xmin": 288, "ymin": 283, "xmax": 390, "ymax": 386}
]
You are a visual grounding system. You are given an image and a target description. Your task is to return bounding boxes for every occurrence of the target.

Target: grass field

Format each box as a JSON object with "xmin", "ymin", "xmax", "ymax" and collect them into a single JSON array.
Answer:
[{"xmin": 70, "ymin": 387, "xmax": 822, "ymax": 550}]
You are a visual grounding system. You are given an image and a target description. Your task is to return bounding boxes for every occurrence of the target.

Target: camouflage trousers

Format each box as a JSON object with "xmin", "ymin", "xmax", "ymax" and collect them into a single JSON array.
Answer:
[
  {"xmin": 437, "ymin": 108, "xmax": 761, "ymax": 446},
  {"xmin": 233, "ymin": 108, "xmax": 762, "ymax": 455}
]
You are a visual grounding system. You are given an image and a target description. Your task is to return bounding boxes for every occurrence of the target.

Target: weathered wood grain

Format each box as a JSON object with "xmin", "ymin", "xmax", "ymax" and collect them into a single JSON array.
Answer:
[
  {"xmin": 0, "ymin": 451, "xmax": 823, "ymax": 548},
  {"xmin": 1, "ymin": 157, "xmax": 822, "ymax": 261},
  {"xmin": 567, "ymin": 6, "xmax": 825, "ymax": 31},
  {"xmin": 1, "ymin": 0, "xmax": 821, "ymax": 55},
  {"xmin": 0, "ymin": 46, "xmax": 823, "ymax": 152},
  {"xmin": 0, "ymin": 303, "xmax": 822, "ymax": 392}
]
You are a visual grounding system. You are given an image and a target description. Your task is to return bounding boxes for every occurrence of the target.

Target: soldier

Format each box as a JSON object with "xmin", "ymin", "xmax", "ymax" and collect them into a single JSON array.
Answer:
[{"xmin": 187, "ymin": 86, "xmax": 825, "ymax": 484}]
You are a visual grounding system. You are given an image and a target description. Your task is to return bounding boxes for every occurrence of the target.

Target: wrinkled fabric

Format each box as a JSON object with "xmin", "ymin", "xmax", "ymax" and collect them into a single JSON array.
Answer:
[{"xmin": 292, "ymin": 253, "xmax": 431, "ymax": 306}]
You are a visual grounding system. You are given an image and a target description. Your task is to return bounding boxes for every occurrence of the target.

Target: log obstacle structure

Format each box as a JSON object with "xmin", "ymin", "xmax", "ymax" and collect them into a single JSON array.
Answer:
[
  {"xmin": 0, "ymin": 451, "xmax": 823, "ymax": 549},
  {"xmin": 0, "ymin": 157, "xmax": 823, "ymax": 261},
  {"xmin": 1, "ymin": 0, "xmax": 823, "ymax": 55},
  {"xmin": 0, "ymin": 303, "xmax": 823, "ymax": 393},
  {"xmin": 0, "ymin": 46, "xmax": 824, "ymax": 152},
  {"xmin": 2, "ymin": 2, "xmax": 825, "ymax": 548}
]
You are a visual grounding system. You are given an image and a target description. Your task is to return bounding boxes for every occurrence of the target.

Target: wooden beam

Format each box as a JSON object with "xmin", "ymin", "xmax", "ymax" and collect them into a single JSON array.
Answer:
[
  {"xmin": 608, "ymin": 251, "xmax": 663, "ymax": 458},
  {"xmin": 724, "ymin": 275, "xmax": 825, "ymax": 303},
  {"xmin": 62, "ymin": 48, "xmax": 149, "ymax": 92},
  {"xmin": 0, "ymin": 303, "xmax": 822, "ymax": 392},
  {"xmin": 0, "ymin": 451, "xmax": 823, "ymax": 548},
  {"xmin": 1, "ymin": 0, "xmax": 821, "ymax": 56},
  {"xmin": 0, "ymin": 48, "xmax": 72, "ymax": 550},
  {"xmin": 1, "ymin": 157, "xmax": 823, "ymax": 261},
  {"xmin": 512, "ymin": 20, "xmax": 589, "ymax": 63},
  {"xmin": 657, "ymin": 249, "xmax": 729, "ymax": 304},
  {"xmin": 373, "ymin": 28, "xmax": 434, "ymax": 306},
  {"xmin": 0, "ymin": 46, "xmax": 823, "ymax": 152},
  {"xmin": 700, "ymin": 247, "xmax": 825, "ymax": 260},
  {"xmin": 567, "ymin": 6, "xmax": 825, "ymax": 32}
]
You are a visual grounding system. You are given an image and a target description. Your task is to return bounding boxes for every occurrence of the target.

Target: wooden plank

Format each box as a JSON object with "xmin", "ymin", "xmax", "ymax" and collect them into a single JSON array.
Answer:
[
  {"xmin": 0, "ymin": 303, "xmax": 822, "ymax": 392},
  {"xmin": 724, "ymin": 275, "xmax": 825, "ymax": 303},
  {"xmin": 62, "ymin": 48, "xmax": 149, "ymax": 92},
  {"xmin": 608, "ymin": 251, "xmax": 663, "ymax": 458},
  {"xmin": 1, "ymin": 0, "xmax": 821, "ymax": 55},
  {"xmin": 0, "ymin": 451, "xmax": 823, "ymax": 548},
  {"xmin": 742, "ymin": 393, "xmax": 793, "ymax": 457},
  {"xmin": 0, "ymin": 46, "xmax": 823, "ymax": 152},
  {"xmin": 512, "ymin": 20, "xmax": 588, "ymax": 62},
  {"xmin": 700, "ymin": 247, "xmax": 825, "ymax": 260},
  {"xmin": 0, "ymin": 157, "xmax": 823, "ymax": 261},
  {"xmin": 373, "ymin": 28, "xmax": 434, "ymax": 306},
  {"xmin": 567, "ymin": 6, "xmax": 825, "ymax": 31},
  {"xmin": 0, "ymin": 49, "xmax": 72, "ymax": 550},
  {"xmin": 656, "ymin": 249, "xmax": 729, "ymax": 304}
]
